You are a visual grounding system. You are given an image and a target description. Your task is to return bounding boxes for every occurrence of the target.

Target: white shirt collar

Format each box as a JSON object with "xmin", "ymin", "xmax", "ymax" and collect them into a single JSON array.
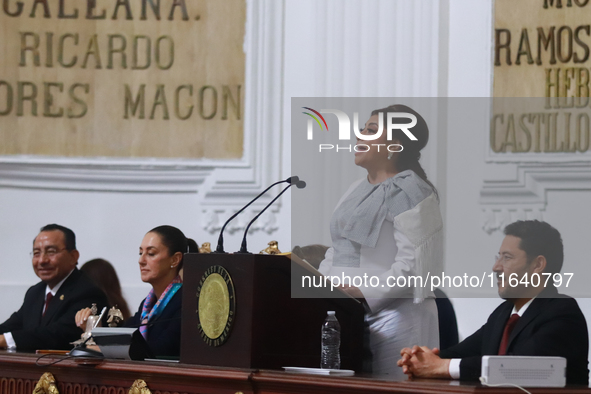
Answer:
[
  {"xmin": 511, "ymin": 297, "xmax": 535, "ymax": 317},
  {"xmin": 45, "ymin": 268, "xmax": 75, "ymax": 297}
]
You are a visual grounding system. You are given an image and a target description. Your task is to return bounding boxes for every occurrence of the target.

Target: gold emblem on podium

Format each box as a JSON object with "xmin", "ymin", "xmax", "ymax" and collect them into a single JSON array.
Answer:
[{"xmin": 196, "ymin": 265, "xmax": 235, "ymax": 346}]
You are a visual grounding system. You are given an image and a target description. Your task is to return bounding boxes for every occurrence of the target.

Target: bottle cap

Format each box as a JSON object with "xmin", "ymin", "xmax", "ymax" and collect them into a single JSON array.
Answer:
[{"xmin": 327, "ymin": 311, "xmax": 336, "ymax": 315}]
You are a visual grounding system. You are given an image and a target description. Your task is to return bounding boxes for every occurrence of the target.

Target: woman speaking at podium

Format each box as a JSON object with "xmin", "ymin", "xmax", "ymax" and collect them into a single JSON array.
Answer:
[
  {"xmin": 318, "ymin": 105, "xmax": 443, "ymax": 378},
  {"xmin": 76, "ymin": 225, "xmax": 197, "ymax": 357}
]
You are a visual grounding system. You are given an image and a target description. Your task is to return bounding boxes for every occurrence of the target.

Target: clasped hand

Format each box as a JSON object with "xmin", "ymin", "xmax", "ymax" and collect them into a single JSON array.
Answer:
[{"xmin": 397, "ymin": 345, "xmax": 451, "ymax": 379}]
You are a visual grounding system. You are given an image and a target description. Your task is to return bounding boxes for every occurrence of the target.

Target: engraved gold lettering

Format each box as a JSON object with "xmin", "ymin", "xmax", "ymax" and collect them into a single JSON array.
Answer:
[
  {"xmin": 491, "ymin": 114, "xmax": 503, "ymax": 153},
  {"xmin": 564, "ymin": 112, "xmax": 576, "ymax": 152},
  {"xmin": 58, "ymin": 33, "xmax": 78, "ymax": 67},
  {"xmin": 45, "ymin": 32, "xmax": 53, "ymax": 67},
  {"xmin": 112, "ymin": 0, "xmax": 132, "ymax": 20},
  {"xmin": 58, "ymin": 0, "xmax": 78, "ymax": 18},
  {"xmin": 199, "ymin": 86, "xmax": 217, "ymax": 119},
  {"xmin": 544, "ymin": 0, "xmax": 565, "ymax": 8},
  {"xmin": 0, "ymin": 81, "xmax": 13, "ymax": 116},
  {"xmin": 86, "ymin": 0, "xmax": 106, "ymax": 19},
  {"xmin": 574, "ymin": 25, "xmax": 590, "ymax": 63},
  {"xmin": 150, "ymin": 84, "xmax": 169, "ymax": 119},
  {"xmin": 518, "ymin": 114, "xmax": 532, "ymax": 152},
  {"xmin": 537, "ymin": 27, "xmax": 557, "ymax": 65},
  {"xmin": 577, "ymin": 113, "xmax": 590, "ymax": 151},
  {"xmin": 557, "ymin": 26, "xmax": 573, "ymax": 63},
  {"xmin": 43, "ymin": 82, "xmax": 63, "ymax": 117},
  {"xmin": 501, "ymin": 114, "xmax": 517, "ymax": 152},
  {"xmin": 155, "ymin": 36, "xmax": 174, "ymax": 70},
  {"xmin": 559, "ymin": 68, "xmax": 575, "ymax": 108},
  {"xmin": 222, "ymin": 85, "xmax": 241, "ymax": 120},
  {"xmin": 550, "ymin": 112, "xmax": 563, "ymax": 151},
  {"xmin": 168, "ymin": 0, "xmax": 188, "ymax": 21},
  {"xmin": 545, "ymin": 68, "xmax": 560, "ymax": 108},
  {"xmin": 495, "ymin": 29, "xmax": 512, "ymax": 66},
  {"xmin": 576, "ymin": 68, "xmax": 590, "ymax": 103},
  {"xmin": 516, "ymin": 28, "xmax": 534, "ymax": 65},
  {"xmin": 124, "ymin": 84, "xmax": 145, "ymax": 119},
  {"xmin": 108, "ymin": 34, "xmax": 127, "ymax": 69},
  {"xmin": 17, "ymin": 81, "xmax": 37, "ymax": 116},
  {"xmin": 81, "ymin": 34, "xmax": 102, "ymax": 69},
  {"xmin": 543, "ymin": 113, "xmax": 554, "ymax": 151},
  {"xmin": 68, "ymin": 83, "xmax": 89, "ymax": 118},
  {"xmin": 20, "ymin": 32, "xmax": 40, "ymax": 67},
  {"xmin": 3, "ymin": 0, "xmax": 24, "ymax": 17},
  {"xmin": 132, "ymin": 35, "xmax": 151, "ymax": 70},
  {"xmin": 30, "ymin": 0, "xmax": 49, "ymax": 18},
  {"xmin": 531, "ymin": 113, "xmax": 543, "ymax": 152},
  {"xmin": 141, "ymin": 0, "xmax": 160, "ymax": 20}
]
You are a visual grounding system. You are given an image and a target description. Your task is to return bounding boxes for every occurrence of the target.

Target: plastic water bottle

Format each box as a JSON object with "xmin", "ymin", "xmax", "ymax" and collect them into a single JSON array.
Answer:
[{"xmin": 321, "ymin": 311, "xmax": 341, "ymax": 369}]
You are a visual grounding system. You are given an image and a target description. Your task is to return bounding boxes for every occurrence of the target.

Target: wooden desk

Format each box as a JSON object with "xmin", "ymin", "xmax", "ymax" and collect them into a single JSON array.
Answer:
[{"xmin": 0, "ymin": 351, "xmax": 589, "ymax": 394}]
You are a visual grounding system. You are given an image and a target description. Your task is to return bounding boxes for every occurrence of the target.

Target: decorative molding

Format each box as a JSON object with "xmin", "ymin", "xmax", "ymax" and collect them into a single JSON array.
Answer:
[
  {"xmin": 486, "ymin": 152, "xmax": 591, "ymax": 165},
  {"xmin": 0, "ymin": 378, "xmax": 175, "ymax": 394},
  {"xmin": 0, "ymin": 161, "xmax": 213, "ymax": 193},
  {"xmin": 480, "ymin": 163, "xmax": 591, "ymax": 233},
  {"xmin": 0, "ymin": 378, "xmax": 34, "ymax": 393},
  {"xmin": 481, "ymin": 207, "xmax": 545, "ymax": 235},
  {"xmin": 202, "ymin": 208, "xmax": 278, "ymax": 235}
]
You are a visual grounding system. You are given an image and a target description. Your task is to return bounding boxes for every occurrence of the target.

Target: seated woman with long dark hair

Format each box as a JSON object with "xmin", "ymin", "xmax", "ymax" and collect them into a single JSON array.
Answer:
[
  {"xmin": 76, "ymin": 225, "xmax": 197, "ymax": 357},
  {"xmin": 80, "ymin": 258, "xmax": 131, "ymax": 320}
]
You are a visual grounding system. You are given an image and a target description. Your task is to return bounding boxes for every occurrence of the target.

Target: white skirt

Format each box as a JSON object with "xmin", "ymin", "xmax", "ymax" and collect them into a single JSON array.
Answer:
[{"xmin": 366, "ymin": 297, "xmax": 439, "ymax": 378}]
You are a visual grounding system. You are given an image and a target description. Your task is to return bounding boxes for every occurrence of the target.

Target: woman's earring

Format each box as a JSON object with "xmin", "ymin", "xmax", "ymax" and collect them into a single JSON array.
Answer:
[
  {"xmin": 387, "ymin": 152, "xmax": 394, "ymax": 160},
  {"xmin": 170, "ymin": 265, "xmax": 174, "ymax": 269}
]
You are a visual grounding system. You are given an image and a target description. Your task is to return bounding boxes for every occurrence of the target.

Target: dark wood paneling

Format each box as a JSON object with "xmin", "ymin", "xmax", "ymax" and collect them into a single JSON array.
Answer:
[
  {"xmin": 1, "ymin": 352, "xmax": 590, "ymax": 394},
  {"xmin": 180, "ymin": 254, "xmax": 365, "ymax": 371}
]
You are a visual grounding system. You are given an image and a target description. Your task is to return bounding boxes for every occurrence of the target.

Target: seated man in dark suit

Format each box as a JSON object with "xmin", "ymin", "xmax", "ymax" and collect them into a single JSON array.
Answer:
[
  {"xmin": 0, "ymin": 224, "xmax": 108, "ymax": 350},
  {"xmin": 397, "ymin": 220, "xmax": 589, "ymax": 385}
]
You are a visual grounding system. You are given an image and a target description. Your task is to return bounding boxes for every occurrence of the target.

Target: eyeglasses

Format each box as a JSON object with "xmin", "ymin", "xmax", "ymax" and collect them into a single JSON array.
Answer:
[
  {"xmin": 494, "ymin": 254, "xmax": 514, "ymax": 263},
  {"xmin": 31, "ymin": 248, "xmax": 68, "ymax": 259}
]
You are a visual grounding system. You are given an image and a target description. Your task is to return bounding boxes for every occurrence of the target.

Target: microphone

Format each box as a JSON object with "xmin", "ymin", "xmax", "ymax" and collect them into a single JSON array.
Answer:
[
  {"xmin": 69, "ymin": 334, "xmax": 104, "ymax": 358},
  {"xmin": 237, "ymin": 177, "xmax": 306, "ymax": 253},
  {"xmin": 215, "ymin": 176, "xmax": 301, "ymax": 253}
]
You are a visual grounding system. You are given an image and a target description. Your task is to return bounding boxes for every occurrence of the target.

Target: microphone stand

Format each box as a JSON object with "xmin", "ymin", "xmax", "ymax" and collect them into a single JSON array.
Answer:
[
  {"xmin": 215, "ymin": 176, "xmax": 299, "ymax": 253},
  {"xmin": 237, "ymin": 180, "xmax": 306, "ymax": 254}
]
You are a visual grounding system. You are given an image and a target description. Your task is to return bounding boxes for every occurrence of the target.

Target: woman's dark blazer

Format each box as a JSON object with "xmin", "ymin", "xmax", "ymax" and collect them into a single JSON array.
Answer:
[{"xmin": 126, "ymin": 289, "xmax": 182, "ymax": 358}]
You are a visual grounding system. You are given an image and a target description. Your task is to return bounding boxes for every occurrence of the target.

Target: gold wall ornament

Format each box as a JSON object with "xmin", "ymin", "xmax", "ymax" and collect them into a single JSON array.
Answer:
[
  {"xmin": 260, "ymin": 240, "xmax": 281, "ymax": 255},
  {"xmin": 33, "ymin": 372, "xmax": 59, "ymax": 394},
  {"xmin": 128, "ymin": 379, "xmax": 151, "ymax": 394},
  {"xmin": 196, "ymin": 265, "xmax": 236, "ymax": 346},
  {"xmin": 199, "ymin": 242, "xmax": 212, "ymax": 253}
]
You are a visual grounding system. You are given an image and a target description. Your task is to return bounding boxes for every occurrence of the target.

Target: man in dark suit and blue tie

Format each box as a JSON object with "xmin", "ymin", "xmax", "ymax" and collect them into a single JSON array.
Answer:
[
  {"xmin": 0, "ymin": 224, "xmax": 107, "ymax": 350},
  {"xmin": 397, "ymin": 220, "xmax": 589, "ymax": 385}
]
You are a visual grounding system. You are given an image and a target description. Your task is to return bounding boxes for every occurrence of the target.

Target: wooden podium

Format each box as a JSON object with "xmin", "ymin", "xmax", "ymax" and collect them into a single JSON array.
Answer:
[{"xmin": 180, "ymin": 253, "xmax": 365, "ymax": 371}]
